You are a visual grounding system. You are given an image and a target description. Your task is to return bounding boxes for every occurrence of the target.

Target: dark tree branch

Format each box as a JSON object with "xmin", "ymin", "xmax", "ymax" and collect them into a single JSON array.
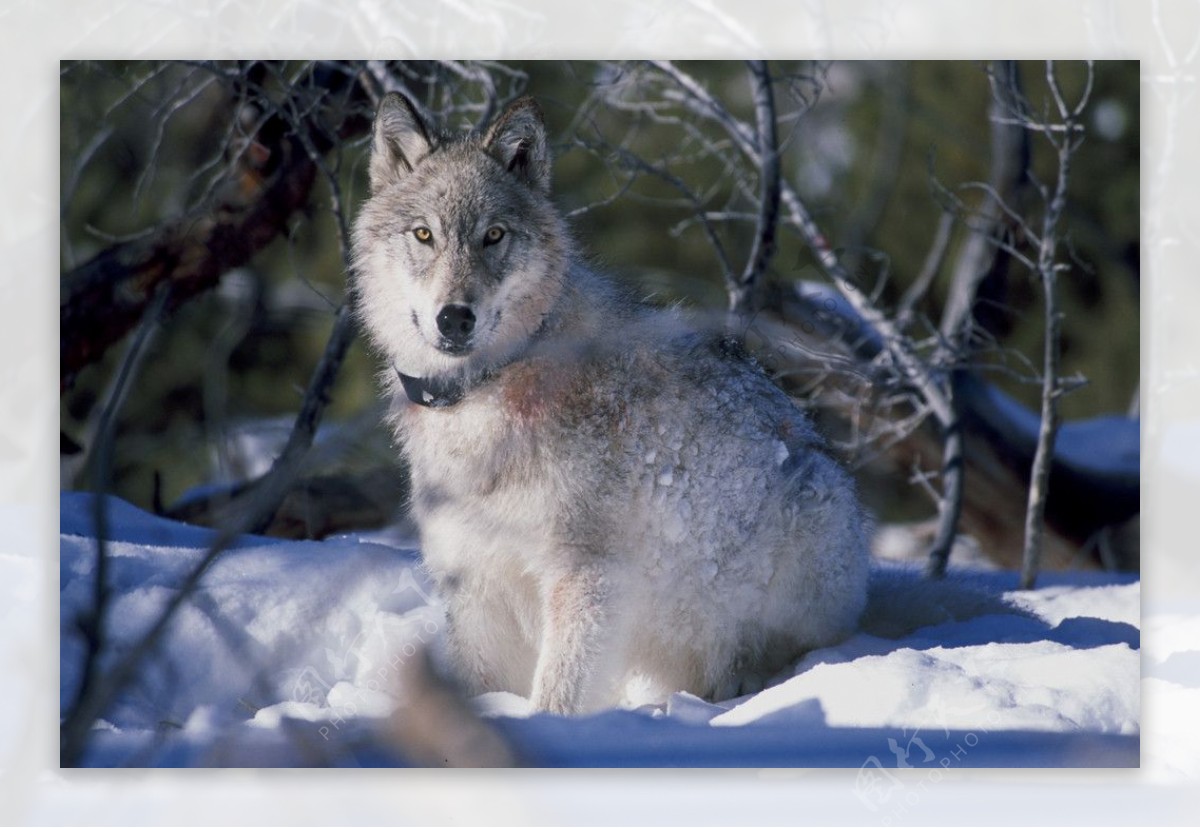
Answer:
[
  {"xmin": 60, "ymin": 124, "xmax": 316, "ymax": 392},
  {"xmin": 927, "ymin": 61, "xmax": 1030, "ymax": 578},
  {"xmin": 61, "ymin": 284, "xmax": 171, "ymax": 767},
  {"xmin": 60, "ymin": 60, "xmax": 373, "ymax": 393},
  {"xmin": 924, "ymin": 379, "xmax": 965, "ymax": 578},
  {"xmin": 250, "ymin": 302, "xmax": 358, "ymax": 534},
  {"xmin": 729, "ymin": 60, "xmax": 781, "ymax": 318}
]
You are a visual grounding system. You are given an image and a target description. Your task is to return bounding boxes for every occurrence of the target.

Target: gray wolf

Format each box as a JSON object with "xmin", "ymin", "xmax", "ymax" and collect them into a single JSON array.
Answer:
[{"xmin": 351, "ymin": 93, "xmax": 871, "ymax": 714}]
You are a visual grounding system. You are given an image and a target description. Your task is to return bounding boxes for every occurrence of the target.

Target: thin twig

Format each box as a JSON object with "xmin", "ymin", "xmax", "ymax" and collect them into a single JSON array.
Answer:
[
  {"xmin": 1020, "ymin": 61, "xmax": 1093, "ymax": 589},
  {"xmin": 574, "ymin": 137, "xmax": 736, "ymax": 288},
  {"xmin": 61, "ymin": 284, "xmax": 171, "ymax": 767},
  {"xmin": 897, "ymin": 209, "xmax": 954, "ymax": 328}
]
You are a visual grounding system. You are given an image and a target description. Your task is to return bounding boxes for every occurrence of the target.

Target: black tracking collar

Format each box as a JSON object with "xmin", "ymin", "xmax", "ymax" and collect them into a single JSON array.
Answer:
[
  {"xmin": 394, "ymin": 312, "xmax": 549, "ymax": 409},
  {"xmin": 396, "ymin": 368, "xmax": 468, "ymax": 408}
]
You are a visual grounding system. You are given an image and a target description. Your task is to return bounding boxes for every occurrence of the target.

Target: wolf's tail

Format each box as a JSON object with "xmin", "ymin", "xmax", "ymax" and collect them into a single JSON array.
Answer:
[{"xmin": 858, "ymin": 563, "xmax": 1033, "ymax": 639}]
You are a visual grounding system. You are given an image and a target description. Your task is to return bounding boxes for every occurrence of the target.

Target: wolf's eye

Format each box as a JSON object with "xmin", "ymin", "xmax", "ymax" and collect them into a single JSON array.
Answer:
[
  {"xmin": 413, "ymin": 227, "xmax": 433, "ymax": 244},
  {"xmin": 483, "ymin": 226, "xmax": 505, "ymax": 246}
]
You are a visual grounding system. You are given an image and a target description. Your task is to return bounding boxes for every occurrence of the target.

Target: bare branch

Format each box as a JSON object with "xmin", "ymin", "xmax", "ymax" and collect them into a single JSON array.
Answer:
[
  {"xmin": 926, "ymin": 61, "xmax": 1030, "ymax": 578},
  {"xmin": 1046, "ymin": 60, "xmax": 1070, "ymax": 120},
  {"xmin": 648, "ymin": 60, "xmax": 953, "ymax": 429},
  {"xmin": 897, "ymin": 209, "xmax": 954, "ymax": 327},
  {"xmin": 780, "ymin": 191, "xmax": 954, "ymax": 427},
  {"xmin": 363, "ymin": 60, "xmax": 429, "ymax": 116},
  {"xmin": 924, "ymin": 384, "xmax": 965, "ymax": 578},
  {"xmin": 60, "ymin": 284, "xmax": 171, "ymax": 767},
  {"xmin": 938, "ymin": 61, "xmax": 1029, "ymax": 357},
  {"xmin": 61, "ymin": 95, "xmax": 317, "ymax": 391},
  {"xmin": 729, "ymin": 60, "xmax": 781, "ymax": 318},
  {"xmin": 1021, "ymin": 61, "xmax": 1093, "ymax": 589},
  {"xmin": 573, "ymin": 137, "xmax": 736, "ymax": 287}
]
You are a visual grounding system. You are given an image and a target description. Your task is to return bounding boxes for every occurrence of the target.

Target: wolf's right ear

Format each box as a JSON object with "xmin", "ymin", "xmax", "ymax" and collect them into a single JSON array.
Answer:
[
  {"xmin": 484, "ymin": 97, "xmax": 550, "ymax": 194},
  {"xmin": 369, "ymin": 93, "xmax": 433, "ymax": 193}
]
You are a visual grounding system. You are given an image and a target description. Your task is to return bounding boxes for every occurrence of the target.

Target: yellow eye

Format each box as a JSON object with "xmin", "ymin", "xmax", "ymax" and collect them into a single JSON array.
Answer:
[
  {"xmin": 484, "ymin": 226, "xmax": 505, "ymax": 245},
  {"xmin": 413, "ymin": 227, "xmax": 432, "ymax": 243}
]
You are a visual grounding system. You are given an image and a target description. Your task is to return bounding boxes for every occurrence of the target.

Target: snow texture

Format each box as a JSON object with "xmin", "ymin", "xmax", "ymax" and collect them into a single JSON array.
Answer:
[{"xmin": 59, "ymin": 492, "xmax": 1139, "ymax": 769}]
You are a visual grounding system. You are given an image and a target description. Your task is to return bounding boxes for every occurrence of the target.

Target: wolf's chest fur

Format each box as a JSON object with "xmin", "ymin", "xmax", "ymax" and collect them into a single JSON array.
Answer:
[{"xmin": 398, "ymin": 346, "xmax": 647, "ymax": 554}]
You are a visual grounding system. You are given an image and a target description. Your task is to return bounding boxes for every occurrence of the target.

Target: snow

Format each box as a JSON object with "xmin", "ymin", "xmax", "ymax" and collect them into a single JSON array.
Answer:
[
  {"xmin": 58, "ymin": 491, "xmax": 1140, "ymax": 769},
  {"xmin": 968, "ymin": 379, "xmax": 1140, "ymax": 482}
]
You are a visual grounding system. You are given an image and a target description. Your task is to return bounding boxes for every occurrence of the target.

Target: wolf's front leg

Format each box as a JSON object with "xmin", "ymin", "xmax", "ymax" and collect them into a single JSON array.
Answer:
[
  {"xmin": 438, "ymin": 575, "xmax": 540, "ymax": 697},
  {"xmin": 530, "ymin": 564, "xmax": 612, "ymax": 714}
]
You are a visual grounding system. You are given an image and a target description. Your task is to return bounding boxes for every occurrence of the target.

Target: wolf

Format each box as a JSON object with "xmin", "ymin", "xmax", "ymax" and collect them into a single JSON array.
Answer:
[{"xmin": 351, "ymin": 92, "xmax": 871, "ymax": 715}]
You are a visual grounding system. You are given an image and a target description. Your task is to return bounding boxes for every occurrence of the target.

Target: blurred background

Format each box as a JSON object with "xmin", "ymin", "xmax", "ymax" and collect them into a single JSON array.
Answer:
[{"xmin": 59, "ymin": 60, "xmax": 1139, "ymax": 571}]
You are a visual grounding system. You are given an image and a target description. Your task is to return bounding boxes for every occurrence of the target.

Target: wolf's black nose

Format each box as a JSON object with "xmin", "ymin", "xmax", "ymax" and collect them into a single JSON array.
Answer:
[{"xmin": 436, "ymin": 304, "xmax": 476, "ymax": 347}]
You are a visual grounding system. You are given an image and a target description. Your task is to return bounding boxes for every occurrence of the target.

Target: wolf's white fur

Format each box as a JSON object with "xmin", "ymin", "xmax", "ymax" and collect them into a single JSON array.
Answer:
[{"xmin": 352, "ymin": 94, "xmax": 871, "ymax": 713}]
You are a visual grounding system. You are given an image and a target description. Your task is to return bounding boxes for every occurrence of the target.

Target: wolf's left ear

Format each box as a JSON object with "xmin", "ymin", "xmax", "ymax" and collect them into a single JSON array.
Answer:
[
  {"xmin": 484, "ymin": 97, "xmax": 550, "ymax": 193},
  {"xmin": 370, "ymin": 92, "xmax": 433, "ymax": 193}
]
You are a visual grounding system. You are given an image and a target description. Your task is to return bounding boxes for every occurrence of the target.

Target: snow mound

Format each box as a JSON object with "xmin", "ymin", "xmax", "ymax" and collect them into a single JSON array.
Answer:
[{"xmin": 59, "ymin": 492, "xmax": 1139, "ymax": 768}]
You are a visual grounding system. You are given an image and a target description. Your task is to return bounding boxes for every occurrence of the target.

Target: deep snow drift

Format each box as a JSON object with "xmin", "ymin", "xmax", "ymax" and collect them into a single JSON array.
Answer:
[{"xmin": 59, "ymin": 492, "xmax": 1139, "ymax": 770}]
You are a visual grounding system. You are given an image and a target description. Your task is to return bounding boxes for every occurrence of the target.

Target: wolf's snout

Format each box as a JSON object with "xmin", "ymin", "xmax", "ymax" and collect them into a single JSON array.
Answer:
[{"xmin": 436, "ymin": 304, "xmax": 476, "ymax": 351}]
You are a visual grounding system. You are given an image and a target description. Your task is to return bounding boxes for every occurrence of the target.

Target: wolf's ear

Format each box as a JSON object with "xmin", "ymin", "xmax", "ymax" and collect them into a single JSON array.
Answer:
[
  {"xmin": 484, "ymin": 97, "xmax": 550, "ymax": 193},
  {"xmin": 369, "ymin": 92, "xmax": 433, "ymax": 193}
]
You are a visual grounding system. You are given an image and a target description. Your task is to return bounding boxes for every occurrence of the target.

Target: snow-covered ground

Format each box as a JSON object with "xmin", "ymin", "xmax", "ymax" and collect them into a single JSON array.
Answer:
[{"xmin": 59, "ymin": 491, "xmax": 1139, "ymax": 771}]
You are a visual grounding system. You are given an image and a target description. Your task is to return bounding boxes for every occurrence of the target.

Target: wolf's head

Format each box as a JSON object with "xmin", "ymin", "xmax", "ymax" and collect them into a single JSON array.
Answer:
[{"xmin": 351, "ymin": 93, "xmax": 569, "ymax": 388}]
